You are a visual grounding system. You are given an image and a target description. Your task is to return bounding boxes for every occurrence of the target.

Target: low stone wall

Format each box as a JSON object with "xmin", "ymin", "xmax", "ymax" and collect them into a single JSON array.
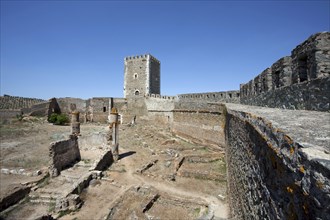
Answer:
[
  {"xmin": 224, "ymin": 104, "xmax": 330, "ymax": 219},
  {"xmin": 78, "ymin": 132, "xmax": 107, "ymax": 150},
  {"xmin": 0, "ymin": 185, "xmax": 30, "ymax": 212},
  {"xmin": 90, "ymin": 150, "xmax": 114, "ymax": 171},
  {"xmin": 0, "ymin": 109, "xmax": 21, "ymax": 122},
  {"xmin": 171, "ymin": 102, "xmax": 226, "ymax": 148},
  {"xmin": 49, "ymin": 135, "xmax": 81, "ymax": 177}
]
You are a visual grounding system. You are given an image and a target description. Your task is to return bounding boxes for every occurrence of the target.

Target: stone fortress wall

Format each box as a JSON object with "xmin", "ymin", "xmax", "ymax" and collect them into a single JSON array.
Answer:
[
  {"xmin": 0, "ymin": 95, "xmax": 47, "ymax": 121},
  {"xmin": 0, "ymin": 95, "xmax": 45, "ymax": 110},
  {"xmin": 124, "ymin": 33, "xmax": 329, "ymax": 219},
  {"xmin": 1, "ymin": 32, "xmax": 329, "ymax": 219},
  {"xmin": 172, "ymin": 102, "xmax": 226, "ymax": 147},
  {"xmin": 224, "ymin": 104, "xmax": 330, "ymax": 219},
  {"xmin": 240, "ymin": 32, "xmax": 330, "ymax": 111},
  {"xmin": 177, "ymin": 91, "xmax": 240, "ymax": 103}
]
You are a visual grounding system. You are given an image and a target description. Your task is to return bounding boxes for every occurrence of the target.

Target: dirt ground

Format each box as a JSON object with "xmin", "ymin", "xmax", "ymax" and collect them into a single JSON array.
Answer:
[{"xmin": 0, "ymin": 117, "xmax": 228, "ymax": 219}]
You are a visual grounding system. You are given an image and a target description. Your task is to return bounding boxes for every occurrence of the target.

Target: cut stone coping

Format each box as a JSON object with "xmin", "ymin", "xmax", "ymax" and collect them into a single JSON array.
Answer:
[{"xmin": 225, "ymin": 103, "xmax": 330, "ymax": 170}]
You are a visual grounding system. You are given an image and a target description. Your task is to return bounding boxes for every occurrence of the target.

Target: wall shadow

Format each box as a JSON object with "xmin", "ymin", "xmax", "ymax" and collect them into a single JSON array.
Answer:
[{"xmin": 118, "ymin": 151, "xmax": 136, "ymax": 160}]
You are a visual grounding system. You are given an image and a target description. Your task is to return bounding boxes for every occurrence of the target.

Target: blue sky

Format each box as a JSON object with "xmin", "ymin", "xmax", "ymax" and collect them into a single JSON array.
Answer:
[{"xmin": 1, "ymin": 0, "xmax": 329, "ymax": 100}]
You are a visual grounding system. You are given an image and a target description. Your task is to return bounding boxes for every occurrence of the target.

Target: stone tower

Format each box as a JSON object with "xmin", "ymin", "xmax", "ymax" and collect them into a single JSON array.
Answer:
[{"xmin": 123, "ymin": 54, "xmax": 160, "ymax": 98}]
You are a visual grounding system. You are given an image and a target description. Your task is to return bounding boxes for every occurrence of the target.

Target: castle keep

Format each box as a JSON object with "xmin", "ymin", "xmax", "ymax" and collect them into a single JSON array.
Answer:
[
  {"xmin": 0, "ymin": 32, "xmax": 329, "ymax": 219},
  {"xmin": 124, "ymin": 54, "xmax": 160, "ymax": 98}
]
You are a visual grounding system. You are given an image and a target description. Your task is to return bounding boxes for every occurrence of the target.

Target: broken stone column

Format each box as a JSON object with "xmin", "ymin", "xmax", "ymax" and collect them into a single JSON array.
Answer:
[
  {"xmin": 108, "ymin": 108, "xmax": 119, "ymax": 162},
  {"xmin": 71, "ymin": 111, "xmax": 80, "ymax": 135}
]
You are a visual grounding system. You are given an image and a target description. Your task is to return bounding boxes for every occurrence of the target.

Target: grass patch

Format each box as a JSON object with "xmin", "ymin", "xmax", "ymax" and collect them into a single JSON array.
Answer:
[
  {"xmin": 50, "ymin": 133, "xmax": 66, "ymax": 141},
  {"xmin": 5, "ymin": 156, "xmax": 46, "ymax": 169},
  {"xmin": 58, "ymin": 209, "xmax": 74, "ymax": 218},
  {"xmin": 193, "ymin": 207, "xmax": 201, "ymax": 217},
  {"xmin": 48, "ymin": 201, "xmax": 56, "ymax": 212},
  {"xmin": 82, "ymin": 159, "xmax": 91, "ymax": 164},
  {"xmin": 38, "ymin": 175, "xmax": 50, "ymax": 188}
]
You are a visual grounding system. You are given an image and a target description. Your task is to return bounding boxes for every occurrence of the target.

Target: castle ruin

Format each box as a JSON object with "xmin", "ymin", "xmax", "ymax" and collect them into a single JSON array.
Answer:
[{"xmin": 0, "ymin": 32, "xmax": 329, "ymax": 219}]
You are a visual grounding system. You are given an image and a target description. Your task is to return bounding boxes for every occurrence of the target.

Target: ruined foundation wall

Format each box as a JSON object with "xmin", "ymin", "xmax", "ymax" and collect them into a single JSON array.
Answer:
[
  {"xmin": 225, "ymin": 105, "xmax": 330, "ymax": 219},
  {"xmin": 57, "ymin": 98, "xmax": 87, "ymax": 122},
  {"xmin": 25, "ymin": 101, "xmax": 51, "ymax": 117},
  {"xmin": 57, "ymin": 98, "xmax": 87, "ymax": 113},
  {"xmin": 49, "ymin": 135, "xmax": 81, "ymax": 177},
  {"xmin": 87, "ymin": 97, "xmax": 112, "ymax": 123},
  {"xmin": 171, "ymin": 101, "xmax": 226, "ymax": 148}
]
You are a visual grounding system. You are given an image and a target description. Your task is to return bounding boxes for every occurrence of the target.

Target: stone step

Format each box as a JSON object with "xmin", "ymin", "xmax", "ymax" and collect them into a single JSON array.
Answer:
[{"xmin": 30, "ymin": 196, "xmax": 57, "ymax": 204}]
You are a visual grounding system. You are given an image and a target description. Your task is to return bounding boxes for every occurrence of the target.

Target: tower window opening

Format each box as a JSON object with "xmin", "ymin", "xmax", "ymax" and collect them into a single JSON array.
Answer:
[
  {"xmin": 135, "ymin": 90, "xmax": 140, "ymax": 96},
  {"xmin": 134, "ymin": 73, "xmax": 138, "ymax": 79},
  {"xmin": 262, "ymin": 78, "xmax": 267, "ymax": 91},
  {"xmin": 274, "ymin": 71, "xmax": 280, "ymax": 88},
  {"xmin": 103, "ymin": 107, "xmax": 106, "ymax": 112},
  {"xmin": 298, "ymin": 55, "xmax": 308, "ymax": 83}
]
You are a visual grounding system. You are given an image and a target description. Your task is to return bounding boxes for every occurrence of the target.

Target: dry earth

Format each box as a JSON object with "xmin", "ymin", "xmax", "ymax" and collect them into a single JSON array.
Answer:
[{"xmin": 0, "ymin": 117, "xmax": 228, "ymax": 219}]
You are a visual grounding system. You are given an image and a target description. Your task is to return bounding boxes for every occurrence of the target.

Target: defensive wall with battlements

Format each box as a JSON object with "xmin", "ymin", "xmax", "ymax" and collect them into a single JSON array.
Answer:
[
  {"xmin": 240, "ymin": 32, "xmax": 330, "ymax": 111},
  {"xmin": 177, "ymin": 91, "xmax": 240, "ymax": 103},
  {"xmin": 1, "ymin": 32, "xmax": 329, "ymax": 219}
]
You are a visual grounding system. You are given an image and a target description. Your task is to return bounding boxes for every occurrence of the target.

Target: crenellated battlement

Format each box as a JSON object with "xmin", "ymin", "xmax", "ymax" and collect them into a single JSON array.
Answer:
[
  {"xmin": 146, "ymin": 93, "xmax": 177, "ymax": 100},
  {"xmin": 124, "ymin": 54, "xmax": 160, "ymax": 64},
  {"xmin": 177, "ymin": 91, "xmax": 240, "ymax": 103},
  {"xmin": 124, "ymin": 54, "xmax": 161, "ymax": 98},
  {"xmin": 240, "ymin": 32, "xmax": 330, "ymax": 111}
]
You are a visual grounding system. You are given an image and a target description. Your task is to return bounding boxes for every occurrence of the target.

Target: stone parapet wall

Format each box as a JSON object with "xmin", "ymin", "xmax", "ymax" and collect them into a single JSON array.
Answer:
[
  {"xmin": 241, "ymin": 77, "xmax": 330, "ymax": 111},
  {"xmin": 146, "ymin": 93, "xmax": 177, "ymax": 100},
  {"xmin": 145, "ymin": 96, "xmax": 175, "ymax": 112},
  {"xmin": 224, "ymin": 104, "xmax": 330, "ymax": 219},
  {"xmin": 240, "ymin": 32, "xmax": 330, "ymax": 111},
  {"xmin": 49, "ymin": 135, "xmax": 81, "ymax": 177},
  {"xmin": 178, "ymin": 91, "xmax": 240, "ymax": 103}
]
